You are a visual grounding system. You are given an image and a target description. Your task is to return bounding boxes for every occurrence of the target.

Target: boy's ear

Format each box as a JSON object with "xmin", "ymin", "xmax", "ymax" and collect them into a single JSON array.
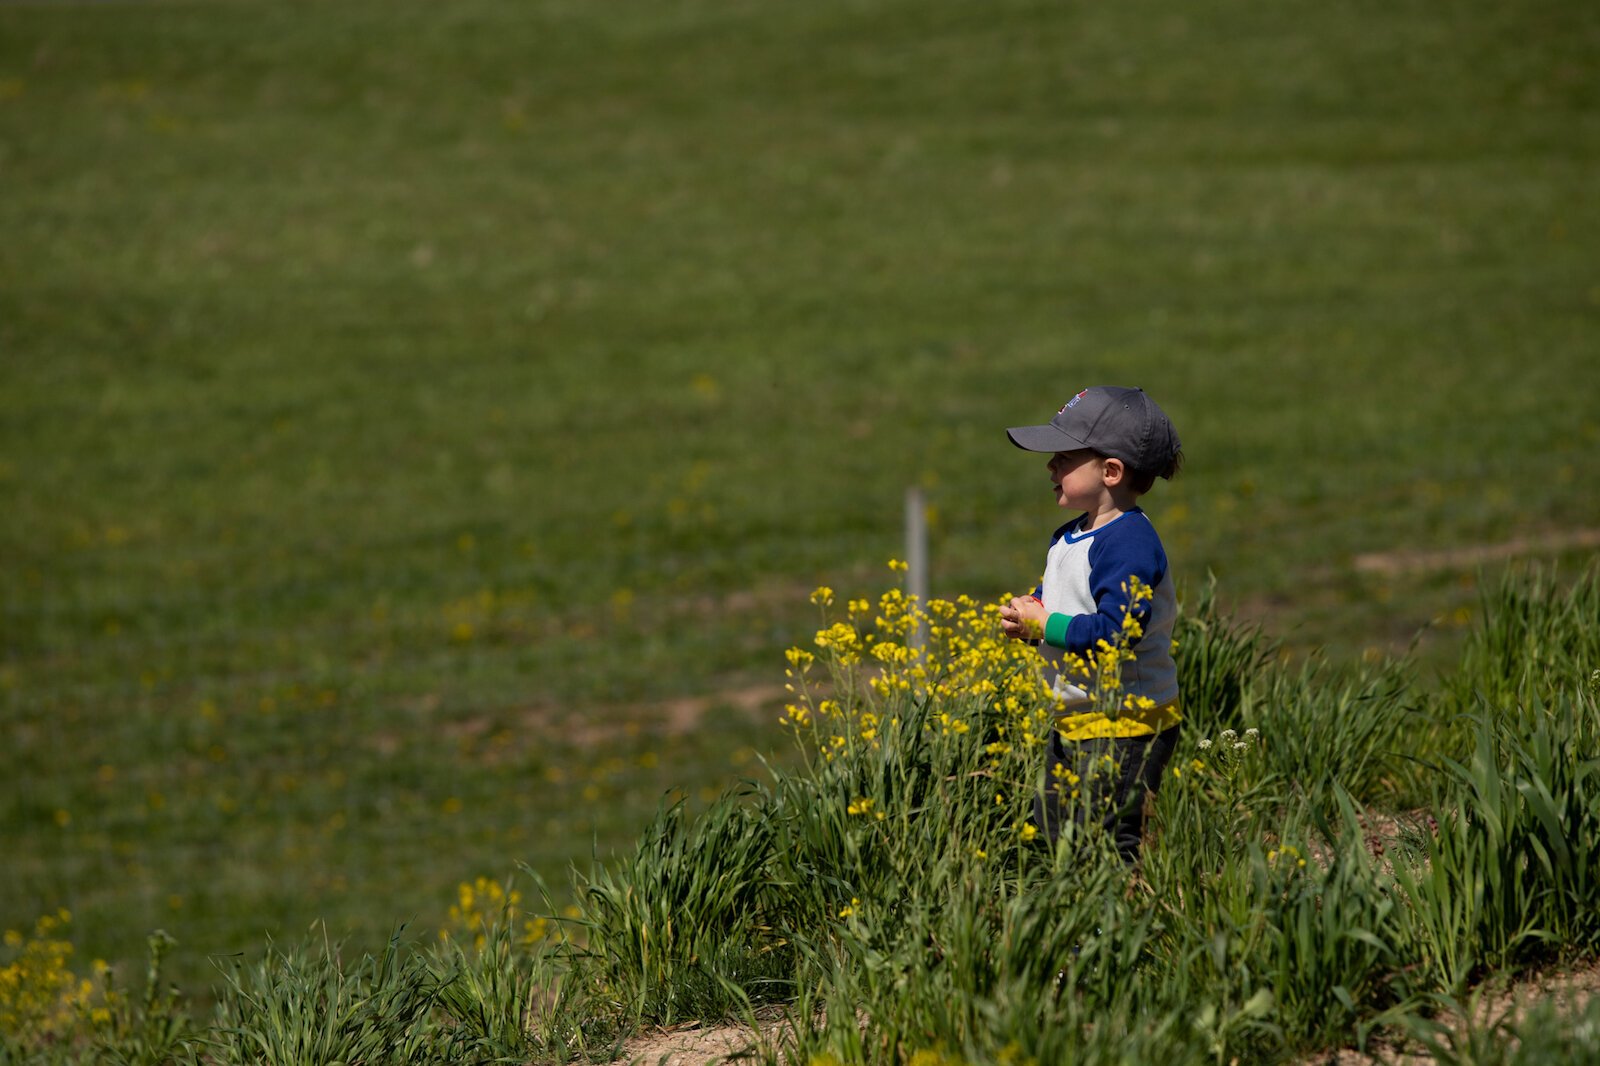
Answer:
[{"xmin": 1101, "ymin": 457, "xmax": 1126, "ymax": 486}]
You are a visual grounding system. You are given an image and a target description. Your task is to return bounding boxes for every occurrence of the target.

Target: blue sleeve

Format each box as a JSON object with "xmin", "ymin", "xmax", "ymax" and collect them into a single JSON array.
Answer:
[{"xmin": 1061, "ymin": 517, "xmax": 1168, "ymax": 654}]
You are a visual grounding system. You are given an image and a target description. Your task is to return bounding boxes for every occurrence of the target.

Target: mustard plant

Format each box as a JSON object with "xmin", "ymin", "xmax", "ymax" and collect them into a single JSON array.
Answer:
[
  {"xmin": 427, "ymin": 881, "xmax": 562, "ymax": 1062},
  {"xmin": 88, "ymin": 930, "xmax": 196, "ymax": 1066},
  {"xmin": 0, "ymin": 910, "xmax": 109, "ymax": 1058}
]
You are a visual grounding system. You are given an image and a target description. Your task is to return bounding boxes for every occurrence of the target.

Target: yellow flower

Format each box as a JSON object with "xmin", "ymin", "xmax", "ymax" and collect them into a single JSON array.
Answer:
[
  {"xmin": 443, "ymin": 877, "xmax": 527, "ymax": 952},
  {"xmin": 810, "ymin": 586, "xmax": 834, "ymax": 607},
  {"xmin": 814, "ymin": 622, "xmax": 863, "ymax": 665},
  {"xmin": 871, "ymin": 642, "xmax": 910, "ymax": 665},
  {"xmin": 0, "ymin": 910, "xmax": 98, "ymax": 1038},
  {"xmin": 1267, "ymin": 844, "xmax": 1306, "ymax": 869}
]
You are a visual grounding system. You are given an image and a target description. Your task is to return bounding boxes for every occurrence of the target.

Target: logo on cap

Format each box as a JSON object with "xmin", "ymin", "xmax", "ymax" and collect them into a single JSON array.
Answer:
[{"xmin": 1060, "ymin": 389, "xmax": 1090, "ymax": 413}]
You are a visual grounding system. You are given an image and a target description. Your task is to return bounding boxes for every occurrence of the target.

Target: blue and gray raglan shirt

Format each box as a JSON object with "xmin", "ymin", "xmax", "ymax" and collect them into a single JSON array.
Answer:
[{"xmin": 1031, "ymin": 508, "xmax": 1181, "ymax": 739}]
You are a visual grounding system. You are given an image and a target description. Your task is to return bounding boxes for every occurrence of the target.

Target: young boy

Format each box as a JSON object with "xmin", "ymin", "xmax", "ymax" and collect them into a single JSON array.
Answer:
[{"xmin": 998, "ymin": 385, "xmax": 1183, "ymax": 865}]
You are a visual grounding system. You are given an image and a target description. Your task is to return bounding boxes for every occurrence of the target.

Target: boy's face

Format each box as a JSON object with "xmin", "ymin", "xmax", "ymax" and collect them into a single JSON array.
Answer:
[{"xmin": 1047, "ymin": 449, "xmax": 1112, "ymax": 511}]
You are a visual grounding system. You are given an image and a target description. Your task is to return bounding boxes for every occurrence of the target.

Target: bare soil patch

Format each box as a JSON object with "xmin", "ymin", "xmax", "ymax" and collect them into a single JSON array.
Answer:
[
  {"xmin": 611, "ymin": 962, "xmax": 1600, "ymax": 1065},
  {"xmin": 1319, "ymin": 958, "xmax": 1600, "ymax": 1064},
  {"xmin": 619, "ymin": 1006, "xmax": 789, "ymax": 1066},
  {"xmin": 1352, "ymin": 528, "xmax": 1600, "ymax": 577}
]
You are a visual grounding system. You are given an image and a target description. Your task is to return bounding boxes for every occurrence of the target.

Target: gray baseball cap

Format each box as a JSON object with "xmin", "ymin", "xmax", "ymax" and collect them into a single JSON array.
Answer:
[{"xmin": 1007, "ymin": 385, "xmax": 1181, "ymax": 474}]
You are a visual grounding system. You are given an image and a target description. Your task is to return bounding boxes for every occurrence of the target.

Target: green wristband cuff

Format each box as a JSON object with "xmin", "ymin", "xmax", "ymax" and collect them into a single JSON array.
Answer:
[{"xmin": 1044, "ymin": 613, "xmax": 1072, "ymax": 649}]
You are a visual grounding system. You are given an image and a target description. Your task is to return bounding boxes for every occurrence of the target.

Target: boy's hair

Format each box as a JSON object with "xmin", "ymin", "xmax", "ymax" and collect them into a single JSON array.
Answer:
[{"xmin": 1121, "ymin": 448, "xmax": 1183, "ymax": 496}]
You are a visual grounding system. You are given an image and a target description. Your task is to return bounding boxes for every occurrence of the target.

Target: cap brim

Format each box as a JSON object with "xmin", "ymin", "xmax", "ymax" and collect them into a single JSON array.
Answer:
[{"xmin": 1007, "ymin": 423, "xmax": 1082, "ymax": 452}]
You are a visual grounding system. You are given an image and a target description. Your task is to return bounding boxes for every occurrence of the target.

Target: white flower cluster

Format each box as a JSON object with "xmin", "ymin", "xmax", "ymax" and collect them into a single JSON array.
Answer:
[{"xmin": 1196, "ymin": 726, "xmax": 1261, "ymax": 762}]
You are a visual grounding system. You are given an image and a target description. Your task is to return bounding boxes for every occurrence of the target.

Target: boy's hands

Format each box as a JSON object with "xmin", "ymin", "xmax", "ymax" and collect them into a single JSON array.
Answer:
[{"xmin": 1000, "ymin": 596, "xmax": 1049, "ymax": 641}]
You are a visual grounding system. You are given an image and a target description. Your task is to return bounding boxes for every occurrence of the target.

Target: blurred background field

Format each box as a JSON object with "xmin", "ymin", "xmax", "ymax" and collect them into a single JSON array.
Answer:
[{"xmin": 2, "ymin": 0, "xmax": 1598, "ymax": 996}]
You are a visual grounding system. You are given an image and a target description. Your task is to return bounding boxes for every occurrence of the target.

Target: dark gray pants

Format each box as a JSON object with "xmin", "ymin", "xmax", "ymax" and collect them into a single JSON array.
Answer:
[{"xmin": 1033, "ymin": 725, "xmax": 1180, "ymax": 865}]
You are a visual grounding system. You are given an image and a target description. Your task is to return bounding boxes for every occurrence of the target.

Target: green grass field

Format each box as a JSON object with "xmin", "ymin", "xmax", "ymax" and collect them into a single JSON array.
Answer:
[{"xmin": 3, "ymin": 0, "xmax": 1599, "ymax": 1000}]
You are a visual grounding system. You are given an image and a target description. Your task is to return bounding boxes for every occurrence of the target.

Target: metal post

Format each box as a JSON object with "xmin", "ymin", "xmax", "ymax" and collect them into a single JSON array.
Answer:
[{"xmin": 905, "ymin": 486, "xmax": 928, "ymax": 649}]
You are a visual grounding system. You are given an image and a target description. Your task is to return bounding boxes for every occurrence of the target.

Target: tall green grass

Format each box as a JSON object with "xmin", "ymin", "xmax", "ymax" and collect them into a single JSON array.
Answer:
[
  {"xmin": 207, "ymin": 930, "xmax": 452, "ymax": 1066},
  {"xmin": 569, "ymin": 567, "xmax": 1600, "ymax": 1063},
  {"xmin": 573, "ymin": 789, "xmax": 792, "ymax": 1025},
  {"xmin": 1449, "ymin": 565, "xmax": 1600, "ymax": 711},
  {"xmin": 1395, "ymin": 689, "xmax": 1600, "ymax": 993},
  {"xmin": 3, "ymin": 568, "xmax": 1598, "ymax": 1062}
]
